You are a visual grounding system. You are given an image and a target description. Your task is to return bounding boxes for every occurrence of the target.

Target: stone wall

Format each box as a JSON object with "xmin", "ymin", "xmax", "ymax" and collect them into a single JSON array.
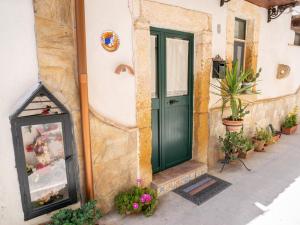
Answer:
[
  {"xmin": 208, "ymin": 89, "xmax": 300, "ymax": 167},
  {"xmin": 33, "ymin": 0, "xmax": 138, "ymax": 213}
]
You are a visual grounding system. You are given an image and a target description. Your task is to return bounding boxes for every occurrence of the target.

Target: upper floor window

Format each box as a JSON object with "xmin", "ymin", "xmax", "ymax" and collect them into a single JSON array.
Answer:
[
  {"xmin": 233, "ymin": 18, "xmax": 247, "ymax": 73},
  {"xmin": 294, "ymin": 32, "xmax": 300, "ymax": 46}
]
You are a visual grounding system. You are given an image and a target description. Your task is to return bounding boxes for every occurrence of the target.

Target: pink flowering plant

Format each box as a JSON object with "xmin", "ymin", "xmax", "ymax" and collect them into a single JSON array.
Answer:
[{"xmin": 115, "ymin": 186, "xmax": 158, "ymax": 217}]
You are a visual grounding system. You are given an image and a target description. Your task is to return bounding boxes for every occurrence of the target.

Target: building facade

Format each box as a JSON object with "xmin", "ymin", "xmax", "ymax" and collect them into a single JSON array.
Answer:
[{"xmin": 1, "ymin": 0, "xmax": 300, "ymax": 224}]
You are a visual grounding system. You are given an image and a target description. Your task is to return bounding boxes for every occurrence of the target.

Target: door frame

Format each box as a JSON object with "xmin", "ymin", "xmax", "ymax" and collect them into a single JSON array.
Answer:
[
  {"xmin": 132, "ymin": 0, "xmax": 212, "ymax": 186},
  {"xmin": 150, "ymin": 27, "xmax": 194, "ymax": 173}
]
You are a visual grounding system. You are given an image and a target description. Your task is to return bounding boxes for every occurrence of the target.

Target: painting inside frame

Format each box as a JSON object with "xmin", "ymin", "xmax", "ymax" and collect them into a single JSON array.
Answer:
[{"xmin": 21, "ymin": 122, "xmax": 69, "ymax": 208}]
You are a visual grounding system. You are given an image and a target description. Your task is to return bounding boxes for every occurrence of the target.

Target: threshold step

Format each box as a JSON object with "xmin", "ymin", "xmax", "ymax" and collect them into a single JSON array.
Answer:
[{"xmin": 151, "ymin": 160, "xmax": 207, "ymax": 196}]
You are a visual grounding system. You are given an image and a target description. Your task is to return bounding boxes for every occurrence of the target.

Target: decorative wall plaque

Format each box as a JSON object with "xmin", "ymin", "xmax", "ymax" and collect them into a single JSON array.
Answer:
[
  {"xmin": 277, "ymin": 64, "xmax": 290, "ymax": 79},
  {"xmin": 101, "ymin": 31, "xmax": 120, "ymax": 52}
]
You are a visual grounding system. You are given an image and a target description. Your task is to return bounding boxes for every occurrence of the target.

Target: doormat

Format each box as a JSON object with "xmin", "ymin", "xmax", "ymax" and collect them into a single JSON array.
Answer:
[{"xmin": 173, "ymin": 174, "xmax": 231, "ymax": 205}]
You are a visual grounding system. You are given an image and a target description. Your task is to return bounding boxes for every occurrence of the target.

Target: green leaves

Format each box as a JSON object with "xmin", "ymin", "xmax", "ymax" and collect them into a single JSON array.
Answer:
[
  {"xmin": 255, "ymin": 127, "xmax": 273, "ymax": 143},
  {"xmin": 282, "ymin": 107, "xmax": 298, "ymax": 128},
  {"xmin": 219, "ymin": 131, "xmax": 253, "ymax": 158},
  {"xmin": 211, "ymin": 61, "xmax": 256, "ymax": 120},
  {"xmin": 50, "ymin": 201, "xmax": 102, "ymax": 225},
  {"xmin": 115, "ymin": 186, "xmax": 158, "ymax": 217}
]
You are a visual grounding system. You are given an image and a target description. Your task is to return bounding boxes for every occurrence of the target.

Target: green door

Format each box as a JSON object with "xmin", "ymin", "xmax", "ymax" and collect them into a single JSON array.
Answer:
[{"xmin": 151, "ymin": 28, "xmax": 194, "ymax": 173}]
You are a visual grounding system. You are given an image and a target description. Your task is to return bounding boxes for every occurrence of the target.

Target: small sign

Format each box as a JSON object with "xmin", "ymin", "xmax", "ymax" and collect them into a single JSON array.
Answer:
[{"xmin": 101, "ymin": 31, "xmax": 120, "ymax": 52}]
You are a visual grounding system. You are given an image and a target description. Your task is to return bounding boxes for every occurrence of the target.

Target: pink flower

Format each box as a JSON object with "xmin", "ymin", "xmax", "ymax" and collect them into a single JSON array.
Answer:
[
  {"xmin": 133, "ymin": 202, "xmax": 139, "ymax": 210},
  {"xmin": 140, "ymin": 194, "xmax": 152, "ymax": 203},
  {"xmin": 136, "ymin": 178, "xmax": 142, "ymax": 187}
]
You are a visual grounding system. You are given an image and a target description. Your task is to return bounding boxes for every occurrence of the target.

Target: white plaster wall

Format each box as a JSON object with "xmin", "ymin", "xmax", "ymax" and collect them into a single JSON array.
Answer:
[
  {"xmin": 151, "ymin": 0, "xmax": 300, "ymax": 107},
  {"xmin": 257, "ymin": 9, "xmax": 300, "ymax": 99},
  {"xmin": 0, "ymin": 0, "xmax": 41, "ymax": 224},
  {"xmin": 85, "ymin": 0, "xmax": 136, "ymax": 127},
  {"xmin": 152, "ymin": 0, "xmax": 227, "ymax": 58}
]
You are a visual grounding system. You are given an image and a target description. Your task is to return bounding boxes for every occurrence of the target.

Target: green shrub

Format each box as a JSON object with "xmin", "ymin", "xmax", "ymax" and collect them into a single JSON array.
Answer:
[
  {"xmin": 211, "ymin": 61, "xmax": 253, "ymax": 121},
  {"xmin": 282, "ymin": 107, "xmax": 298, "ymax": 128},
  {"xmin": 115, "ymin": 186, "xmax": 158, "ymax": 217},
  {"xmin": 219, "ymin": 131, "xmax": 253, "ymax": 160},
  {"xmin": 50, "ymin": 201, "xmax": 102, "ymax": 225},
  {"xmin": 254, "ymin": 127, "xmax": 272, "ymax": 143}
]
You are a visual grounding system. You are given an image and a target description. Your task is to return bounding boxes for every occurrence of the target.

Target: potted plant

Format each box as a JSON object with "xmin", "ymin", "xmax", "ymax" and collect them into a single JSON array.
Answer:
[
  {"xmin": 253, "ymin": 127, "xmax": 272, "ymax": 151},
  {"xmin": 219, "ymin": 131, "xmax": 245, "ymax": 161},
  {"xmin": 238, "ymin": 137, "xmax": 255, "ymax": 159},
  {"xmin": 281, "ymin": 106, "xmax": 298, "ymax": 135},
  {"xmin": 219, "ymin": 131, "xmax": 251, "ymax": 172},
  {"xmin": 115, "ymin": 186, "xmax": 158, "ymax": 217},
  {"xmin": 211, "ymin": 61, "xmax": 255, "ymax": 132},
  {"xmin": 268, "ymin": 124, "xmax": 281, "ymax": 143},
  {"xmin": 242, "ymin": 68, "xmax": 262, "ymax": 94},
  {"xmin": 49, "ymin": 200, "xmax": 102, "ymax": 225}
]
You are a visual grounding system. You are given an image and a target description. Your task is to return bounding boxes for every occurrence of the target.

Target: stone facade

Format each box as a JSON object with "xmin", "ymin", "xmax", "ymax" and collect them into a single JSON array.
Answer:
[
  {"xmin": 34, "ymin": 0, "xmax": 138, "ymax": 213},
  {"xmin": 32, "ymin": 0, "xmax": 300, "ymax": 216},
  {"xmin": 208, "ymin": 89, "xmax": 300, "ymax": 167}
]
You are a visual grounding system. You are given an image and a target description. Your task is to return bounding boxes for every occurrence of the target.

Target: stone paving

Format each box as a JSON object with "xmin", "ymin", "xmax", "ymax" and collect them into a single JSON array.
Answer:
[{"xmin": 99, "ymin": 130, "xmax": 300, "ymax": 225}]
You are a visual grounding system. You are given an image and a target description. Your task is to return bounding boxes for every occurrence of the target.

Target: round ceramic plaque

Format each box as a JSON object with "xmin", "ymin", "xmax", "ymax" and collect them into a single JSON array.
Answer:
[{"xmin": 101, "ymin": 31, "xmax": 120, "ymax": 52}]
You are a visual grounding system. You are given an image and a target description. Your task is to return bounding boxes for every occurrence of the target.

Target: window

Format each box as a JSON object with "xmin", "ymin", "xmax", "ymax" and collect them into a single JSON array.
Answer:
[
  {"xmin": 233, "ymin": 18, "xmax": 247, "ymax": 73},
  {"xmin": 294, "ymin": 33, "xmax": 300, "ymax": 46}
]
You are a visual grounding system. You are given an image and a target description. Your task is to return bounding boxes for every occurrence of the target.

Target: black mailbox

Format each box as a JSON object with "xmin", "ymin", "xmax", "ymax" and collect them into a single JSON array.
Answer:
[{"xmin": 212, "ymin": 55, "xmax": 226, "ymax": 79}]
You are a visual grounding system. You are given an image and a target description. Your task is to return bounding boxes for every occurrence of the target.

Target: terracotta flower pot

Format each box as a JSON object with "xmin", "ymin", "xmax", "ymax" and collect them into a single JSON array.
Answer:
[
  {"xmin": 222, "ymin": 119, "xmax": 243, "ymax": 132},
  {"xmin": 253, "ymin": 138, "xmax": 265, "ymax": 152},
  {"xmin": 238, "ymin": 148, "xmax": 255, "ymax": 159},
  {"xmin": 281, "ymin": 125, "xmax": 298, "ymax": 135},
  {"xmin": 272, "ymin": 133, "xmax": 281, "ymax": 142}
]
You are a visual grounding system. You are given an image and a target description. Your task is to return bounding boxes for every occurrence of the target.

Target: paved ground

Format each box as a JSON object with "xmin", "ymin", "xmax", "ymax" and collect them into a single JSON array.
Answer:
[{"xmin": 100, "ymin": 131, "xmax": 300, "ymax": 225}]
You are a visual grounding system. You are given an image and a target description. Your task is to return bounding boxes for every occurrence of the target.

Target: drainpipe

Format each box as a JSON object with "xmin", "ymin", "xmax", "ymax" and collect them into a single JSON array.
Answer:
[{"xmin": 75, "ymin": 0, "xmax": 94, "ymax": 200}]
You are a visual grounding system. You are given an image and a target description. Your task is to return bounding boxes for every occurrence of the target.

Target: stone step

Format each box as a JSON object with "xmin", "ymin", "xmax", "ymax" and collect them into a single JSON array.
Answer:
[{"xmin": 151, "ymin": 160, "xmax": 207, "ymax": 196}]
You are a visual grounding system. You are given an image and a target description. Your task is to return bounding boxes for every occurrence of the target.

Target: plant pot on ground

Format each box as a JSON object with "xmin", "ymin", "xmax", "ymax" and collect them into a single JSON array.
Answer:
[
  {"xmin": 268, "ymin": 124, "xmax": 281, "ymax": 143},
  {"xmin": 253, "ymin": 127, "xmax": 272, "ymax": 151},
  {"xmin": 211, "ymin": 61, "xmax": 257, "ymax": 132},
  {"xmin": 272, "ymin": 131, "xmax": 282, "ymax": 142},
  {"xmin": 281, "ymin": 106, "xmax": 298, "ymax": 135}
]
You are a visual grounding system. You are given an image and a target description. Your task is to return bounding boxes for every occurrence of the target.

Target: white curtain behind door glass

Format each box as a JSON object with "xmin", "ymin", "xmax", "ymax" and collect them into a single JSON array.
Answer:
[
  {"xmin": 151, "ymin": 35, "xmax": 157, "ymax": 98},
  {"xmin": 166, "ymin": 38, "xmax": 189, "ymax": 97}
]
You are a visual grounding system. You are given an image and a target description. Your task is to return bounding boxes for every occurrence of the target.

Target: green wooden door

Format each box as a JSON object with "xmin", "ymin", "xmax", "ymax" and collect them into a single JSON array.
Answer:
[{"xmin": 151, "ymin": 28, "xmax": 194, "ymax": 173}]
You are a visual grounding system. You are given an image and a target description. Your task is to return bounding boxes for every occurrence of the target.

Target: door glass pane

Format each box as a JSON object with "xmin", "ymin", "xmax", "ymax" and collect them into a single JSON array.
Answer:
[
  {"xmin": 294, "ymin": 33, "xmax": 300, "ymax": 46},
  {"xmin": 234, "ymin": 18, "xmax": 246, "ymax": 40},
  {"xmin": 151, "ymin": 35, "xmax": 158, "ymax": 98},
  {"xmin": 166, "ymin": 38, "xmax": 189, "ymax": 97},
  {"xmin": 21, "ymin": 122, "xmax": 69, "ymax": 208},
  {"xmin": 234, "ymin": 41, "xmax": 245, "ymax": 74}
]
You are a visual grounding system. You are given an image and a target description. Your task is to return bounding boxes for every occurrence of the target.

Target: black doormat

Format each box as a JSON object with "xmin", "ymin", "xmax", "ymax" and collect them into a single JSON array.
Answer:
[{"xmin": 173, "ymin": 174, "xmax": 231, "ymax": 205}]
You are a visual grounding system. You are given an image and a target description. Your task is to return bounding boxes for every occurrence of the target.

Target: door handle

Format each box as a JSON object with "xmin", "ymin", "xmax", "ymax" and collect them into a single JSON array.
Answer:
[{"xmin": 169, "ymin": 99, "xmax": 179, "ymax": 105}]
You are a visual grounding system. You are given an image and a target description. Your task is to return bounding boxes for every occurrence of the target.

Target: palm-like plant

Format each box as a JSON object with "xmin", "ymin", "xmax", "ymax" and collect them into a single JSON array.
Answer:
[{"xmin": 211, "ymin": 61, "xmax": 254, "ymax": 121}]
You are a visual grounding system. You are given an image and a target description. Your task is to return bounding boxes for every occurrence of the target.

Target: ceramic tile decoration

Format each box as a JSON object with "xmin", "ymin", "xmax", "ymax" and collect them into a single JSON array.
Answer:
[{"xmin": 101, "ymin": 31, "xmax": 120, "ymax": 52}]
